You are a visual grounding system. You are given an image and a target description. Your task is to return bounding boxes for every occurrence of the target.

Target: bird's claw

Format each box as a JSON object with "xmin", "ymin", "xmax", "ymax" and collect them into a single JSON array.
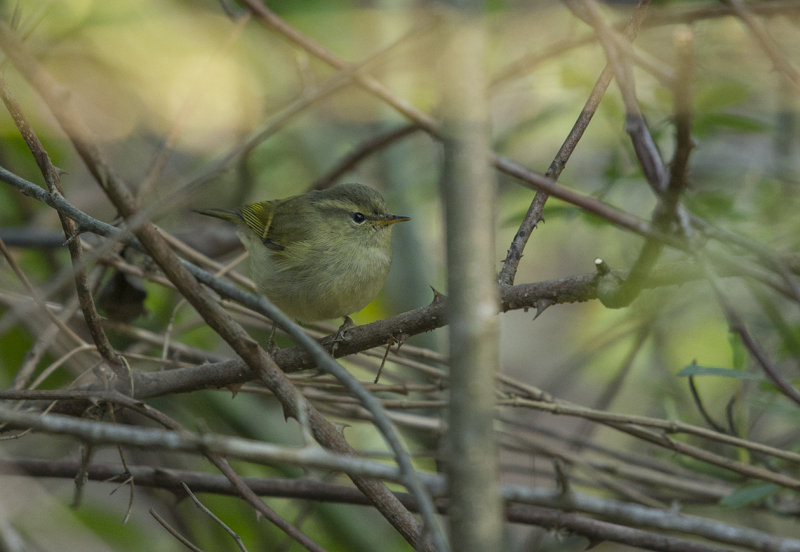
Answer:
[{"xmin": 329, "ymin": 316, "xmax": 355, "ymax": 355}]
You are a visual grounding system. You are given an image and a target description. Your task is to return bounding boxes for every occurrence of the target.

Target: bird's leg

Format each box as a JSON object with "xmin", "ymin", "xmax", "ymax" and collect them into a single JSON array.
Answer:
[
  {"xmin": 328, "ymin": 315, "xmax": 355, "ymax": 356},
  {"xmin": 265, "ymin": 321, "xmax": 278, "ymax": 355},
  {"xmin": 306, "ymin": 317, "xmax": 356, "ymax": 378}
]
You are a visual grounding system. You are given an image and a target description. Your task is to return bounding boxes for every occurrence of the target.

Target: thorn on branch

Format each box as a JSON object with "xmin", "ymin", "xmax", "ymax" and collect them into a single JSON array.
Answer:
[
  {"xmin": 429, "ymin": 286, "xmax": 447, "ymax": 304},
  {"xmin": 534, "ymin": 299, "xmax": 553, "ymax": 319}
]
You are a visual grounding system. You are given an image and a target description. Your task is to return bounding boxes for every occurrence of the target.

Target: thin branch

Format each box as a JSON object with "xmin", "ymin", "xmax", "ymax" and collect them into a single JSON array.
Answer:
[
  {"xmin": 126, "ymin": 396, "xmax": 327, "ymax": 552},
  {"xmin": 576, "ymin": 0, "xmax": 667, "ymax": 194},
  {"xmin": 239, "ymin": 0, "xmax": 441, "ymax": 135},
  {"xmin": 501, "ymin": 394, "xmax": 800, "ymax": 466},
  {"xmin": 149, "ymin": 509, "xmax": 204, "ymax": 552},
  {"xmin": 8, "ymin": 387, "xmax": 797, "ymax": 469},
  {"xmin": 702, "ymin": 262, "xmax": 800, "ymax": 407},
  {"xmin": 181, "ymin": 485, "xmax": 249, "ymax": 552},
  {"xmin": 687, "ymin": 375, "xmax": 728, "ymax": 434},
  {"xmin": 492, "ymin": 1, "xmax": 800, "ymax": 89},
  {"xmin": 0, "ymin": 405, "xmax": 414, "ymax": 482},
  {"xmin": 723, "ymin": 0, "xmax": 800, "ymax": 90},
  {"xmin": 0, "ymin": 236, "xmax": 95, "ymax": 388},
  {"xmin": 576, "ymin": 5, "xmax": 698, "ymax": 309},
  {"xmin": 0, "ymin": 74, "xmax": 119, "ymax": 370},
  {"xmin": 661, "ymin": 25, "xmax": 694, "ymax": 221},
  {"xmin": 312, "ymin": 123, "xmax": 423, "ymax": 190}
]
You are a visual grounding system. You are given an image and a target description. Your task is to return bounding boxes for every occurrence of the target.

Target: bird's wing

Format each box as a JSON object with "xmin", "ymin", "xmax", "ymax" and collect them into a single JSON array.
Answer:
[{"xmin": 239, "ymin": 196, "xmax": 315, "ymax": 252}]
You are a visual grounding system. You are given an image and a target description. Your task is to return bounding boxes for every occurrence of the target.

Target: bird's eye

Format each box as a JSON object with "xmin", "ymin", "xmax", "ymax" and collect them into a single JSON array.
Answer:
[{"xmin": 351, "ymin": 212, "xmax": 366, "ymax": 223}]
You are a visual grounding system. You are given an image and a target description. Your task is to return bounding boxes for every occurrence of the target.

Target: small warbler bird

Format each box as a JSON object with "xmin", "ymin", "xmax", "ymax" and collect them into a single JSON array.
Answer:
[{"xmin": 196, "ymin": 183, "xmax": 409, "ymax": 324}]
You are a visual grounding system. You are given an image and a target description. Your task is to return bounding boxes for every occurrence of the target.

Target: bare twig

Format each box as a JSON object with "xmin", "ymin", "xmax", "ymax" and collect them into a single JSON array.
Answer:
[
  {"xmin": 0, "ymin": 75, "xmax": 120, "ymax": 371},
  {"xmin": 181, "ymin": 482, "xmax": 250, "ymax": 552},
  {"xmin": 501, "ymin": 394, "xmax": 800, "ymax": 466},
  {"xmin": 312, "ymin": 123, "xmax": 423, "ymax": 190},
  {"xmin": 239, "ymin": 0, "xmax": 440, "ymax": 134},
  {"xmin": 149, "ymin": 509, "xmax": 204, "ymax": 552},
  {"xmin": 702, "ymin": 263, "xmax": 800, "ymax": 407},
  {"xmin": 687, "ymin": 375, "xmax": 728, "ymax": 434},
  {"xmin": 576, "ymin": 0, "xmax": 667, "ymax": 194},
  {"xmin": 723, "ymin": 0, "xmax": 800, "ymax": 90}
]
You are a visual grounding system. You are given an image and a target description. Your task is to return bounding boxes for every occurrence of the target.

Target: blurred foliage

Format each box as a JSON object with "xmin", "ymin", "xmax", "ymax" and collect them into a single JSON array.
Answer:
[{"xmin": 0, "ymin": 0, "xmax": 799, "ymax": 551}]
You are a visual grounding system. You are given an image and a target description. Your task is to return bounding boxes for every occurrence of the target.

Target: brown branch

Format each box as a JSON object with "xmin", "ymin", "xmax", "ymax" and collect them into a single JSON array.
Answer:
[
  {"xmin": 569, "ymin": 3, "xmax": 699, "ymax": 309},
  {"xmin": 703, "ymin": 264, "xmax": 800, "ymax": 407},
  {"xmin": 312, "ymin": 123, "xmax": 423, "ymax": 190},
  {"xmin": 150, "ymin": 509, "xmax": 204, "ymax": 552},
  {"xmin": 505, "ymin": 396, "xmax": 800, "ymax": 491},
  {"xmin": 181, "ymin": 482, "xmax": 250, "ymax": 552},
  {"xmin": 0, "ymin": 75, "xmax": 119, "ymax": 371},
  {"xmin": 13, "ymin": 385, "xmax": 800, "ymax": 469},
  {"xmin": 504, "ymin": 504, "xmax": 730, "ymax": 552},
  {"xmin": 239, "ymin": 0, "xmax": 441, "ymax": 135},
  {"xmin": 594, "ymin": 25, "xmax": 698, "ymax": 305},
  {"xmin": 577, "ymin": 0, "xmax": 667, "ymax": 194},
  {"xmin": 661, "ymin": 26, "xmax": 694, "ymax": 218},
  {"xmin": 127, "ymin": 265, "xmax": 709, "ymax": 399}
]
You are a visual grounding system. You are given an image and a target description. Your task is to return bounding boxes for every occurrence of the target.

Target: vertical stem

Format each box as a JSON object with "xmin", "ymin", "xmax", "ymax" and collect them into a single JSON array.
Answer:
[{"xmin": 439, "ymin": 5, "xmax": 502, "ymax": 551}]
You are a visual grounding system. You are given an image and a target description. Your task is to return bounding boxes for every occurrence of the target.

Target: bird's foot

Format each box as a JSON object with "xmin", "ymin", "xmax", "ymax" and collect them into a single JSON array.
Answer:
[
  {"xmin": 264, "ymin": 322, "xmax": 279, "ymax": 356},
  {"xmin": 328, "ymin": 316, "xmax": 355, "ymax": 356}
]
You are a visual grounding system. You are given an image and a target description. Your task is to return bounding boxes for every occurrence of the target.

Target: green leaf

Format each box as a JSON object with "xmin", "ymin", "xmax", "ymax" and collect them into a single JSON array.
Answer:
[
  {"xmin": 720, "ymin": 483, "xmax": 780, "ymax": 508},
  {"xmin": 694, "ymin": 112, "xmax": 771, "ymax": 137},
  {"xmin": 677, "ymin": 363, "xmax": 764, "ymax": 381},
  {"xmin": 686, "ymin": 191, "xmax": 741, "ymax": 220},
  {"xmin": 694, "ymin": 80, "xmax": 751, "ymax": 111}
]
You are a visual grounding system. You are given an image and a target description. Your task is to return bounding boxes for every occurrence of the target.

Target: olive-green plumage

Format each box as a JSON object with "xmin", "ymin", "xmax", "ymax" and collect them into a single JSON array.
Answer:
[{"xmin": 196, "ymin": 183, "xmax": 409, "ymax": 322}]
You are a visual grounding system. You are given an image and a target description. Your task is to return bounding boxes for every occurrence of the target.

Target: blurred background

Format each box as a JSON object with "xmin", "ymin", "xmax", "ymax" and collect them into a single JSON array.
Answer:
[{"xmin": 0, "ymin": 0, "xmax": 799, "ymax": 550}]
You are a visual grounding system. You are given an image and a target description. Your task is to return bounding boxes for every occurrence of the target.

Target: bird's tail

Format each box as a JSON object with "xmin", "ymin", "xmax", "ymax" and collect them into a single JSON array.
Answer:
[{"xmin": 193, "ymin": 208, "xmax": 242, "ymax": 223}]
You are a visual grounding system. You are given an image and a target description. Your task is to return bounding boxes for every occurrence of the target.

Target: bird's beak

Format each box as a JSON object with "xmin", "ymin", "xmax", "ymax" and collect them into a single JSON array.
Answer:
[{"xmin": 376, "ymin": 214, "xmax": 411, "ymax": 226}]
